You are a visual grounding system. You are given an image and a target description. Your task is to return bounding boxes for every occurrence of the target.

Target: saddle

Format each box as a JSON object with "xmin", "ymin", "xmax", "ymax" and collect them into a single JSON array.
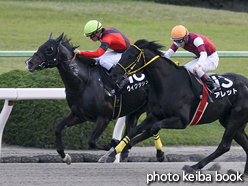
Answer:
[{"xmin": 187, "ymin": 70, "xmax": 209, "ymax": 100}]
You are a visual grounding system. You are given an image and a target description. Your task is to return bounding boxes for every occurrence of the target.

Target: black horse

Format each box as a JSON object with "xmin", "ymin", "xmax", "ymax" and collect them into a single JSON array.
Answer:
[
  {"xmin": 25, "ymin": 33, "xmax": 150, "ymax": 164},
  {"xmin": 107, "ymin": 39, "xmax": 248, "ymax": 176}
]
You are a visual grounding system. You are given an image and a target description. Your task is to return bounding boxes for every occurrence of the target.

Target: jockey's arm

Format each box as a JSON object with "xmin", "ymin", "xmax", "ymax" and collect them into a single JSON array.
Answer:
[
  {"xmin": 196, "ymin": 51, "xmax": 207, "ymax": 68},
  {"xmin": 163, "ymin": 48, "xmax": 175, "ymax": 59},
  {"xmin": 79, "ymin": 47, "xmax": 106, "ymax": 58}
]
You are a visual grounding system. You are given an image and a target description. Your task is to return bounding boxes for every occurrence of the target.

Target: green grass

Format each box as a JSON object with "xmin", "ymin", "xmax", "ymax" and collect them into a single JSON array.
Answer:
[{"xmin": 1, "ymin": 0, "xmax": 248, "ymax": 146}]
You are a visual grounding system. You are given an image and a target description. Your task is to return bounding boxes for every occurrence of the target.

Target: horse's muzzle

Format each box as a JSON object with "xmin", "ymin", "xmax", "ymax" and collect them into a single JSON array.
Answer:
[{"xmin": 25, "ymin": 57, "xmax": 34, "ymax": 72}]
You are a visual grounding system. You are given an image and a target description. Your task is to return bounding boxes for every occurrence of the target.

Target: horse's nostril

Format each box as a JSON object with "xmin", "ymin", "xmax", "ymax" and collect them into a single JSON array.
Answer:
[{"xmin": 28, "ymin": 62, "xmax": 33, "ymax": 68}]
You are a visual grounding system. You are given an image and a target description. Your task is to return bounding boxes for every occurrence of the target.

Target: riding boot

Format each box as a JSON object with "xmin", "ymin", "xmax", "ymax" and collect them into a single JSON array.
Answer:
[{"xmin": 204, "ymin": 77, "xmax": 221, "ymax": 92}]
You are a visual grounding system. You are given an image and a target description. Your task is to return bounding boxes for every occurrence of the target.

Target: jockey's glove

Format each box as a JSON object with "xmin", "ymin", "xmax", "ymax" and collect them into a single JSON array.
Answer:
[{"xmin": 74, "ymin": 49, "xmax": 81, "ymax": 55}]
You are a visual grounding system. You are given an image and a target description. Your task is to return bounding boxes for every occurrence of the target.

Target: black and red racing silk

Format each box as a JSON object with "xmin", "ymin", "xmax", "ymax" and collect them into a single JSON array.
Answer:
[{"xmin": 80, "ymin": 27, "xmax": 132, "ymax": 58}]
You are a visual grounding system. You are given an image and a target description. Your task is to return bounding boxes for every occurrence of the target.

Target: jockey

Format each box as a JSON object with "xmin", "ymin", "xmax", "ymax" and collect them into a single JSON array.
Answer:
[
  {"xmin": 74, "ymin": 20, "xmax": 132, "ymax": 72},
  {"xmin": 164, "ymin": 25, "xmax": 220, "ymax": 92}
]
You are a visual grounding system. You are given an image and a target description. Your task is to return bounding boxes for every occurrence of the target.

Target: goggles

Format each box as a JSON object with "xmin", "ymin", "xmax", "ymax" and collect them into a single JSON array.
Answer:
[
  {"xmin": 174, "ymin": 39, "xmax": 184, "ymax": 43},
  {"xmin": 86, "ymin": 30, "xmax": 98, "ymax": 38}
]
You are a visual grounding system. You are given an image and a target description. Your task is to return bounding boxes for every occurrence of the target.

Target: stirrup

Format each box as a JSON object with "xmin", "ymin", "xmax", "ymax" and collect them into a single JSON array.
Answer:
[
  {"xmin": 205, "ymin": 86, "xmax": 214, "ymax": 102},
  {"xmin": 210, "ymin": 84, "xmax": 221, "ymax": 93}
]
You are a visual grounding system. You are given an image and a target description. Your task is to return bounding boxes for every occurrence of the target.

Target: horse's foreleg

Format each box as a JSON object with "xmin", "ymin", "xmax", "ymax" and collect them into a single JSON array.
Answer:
[
  {"xmin": 151, "ymin": 116, "xmax": 186, "ymax": 162},
  {"xmin": 105, "ymin": 113, "xmax": 157, "ymax": 163},
  {"xmin": 119, "ymin": 106, "xmax": 148, "ymax": 160},
  {"xmin": 153, "ymin": 132, "xmax": 164, "ymax": 162},
  {"xmin": 55, "ymin": 111, "xmax": 82, "ymax": 164},
  {"xmin": 124, "ymin": 104, "xmax": 148, "ymax": 137},
  {"xmin": 121, "ymin": 130, "xmax": 153, "ymax": 160}
]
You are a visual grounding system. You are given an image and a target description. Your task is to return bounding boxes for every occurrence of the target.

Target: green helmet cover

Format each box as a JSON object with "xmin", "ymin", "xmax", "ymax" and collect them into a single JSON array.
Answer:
[{"xmin": 84, "ymin": 20, "xmax": 103, "ymax": 37}]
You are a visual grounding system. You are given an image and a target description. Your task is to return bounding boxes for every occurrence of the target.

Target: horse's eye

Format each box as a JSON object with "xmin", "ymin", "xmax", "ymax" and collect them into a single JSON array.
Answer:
[{"xmin": 45, "ymin": 46, "xmax": 53, "ymax": 55}]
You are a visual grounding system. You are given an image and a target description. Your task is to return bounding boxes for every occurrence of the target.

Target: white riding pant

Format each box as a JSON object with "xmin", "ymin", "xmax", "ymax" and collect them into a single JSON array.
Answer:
[
  {"xmin": 184, "ymin": 52, "xmax": 219, "ymax": 78},
  {"xmin": 95, "ymin": 51, "xmax": 123, "ymax": 70}
]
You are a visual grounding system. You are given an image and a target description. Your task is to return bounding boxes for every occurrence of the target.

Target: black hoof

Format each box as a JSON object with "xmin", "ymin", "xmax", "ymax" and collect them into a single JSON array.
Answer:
[
  {"xmin": 121, "ymin": 151, "xmax": 129, "ymax": 161},
  {"xmin": 105, "ymin": 156, "xmax": 116, "ymax": 163},
  {"xmin": 121, "ymin": 146, "xmax": 129, "ymax": 161},
  {"xmin": 185, "ymin": 166, "xmax": 197, "ymax": 174},
  {"xmin": 242, "ymin": 173, "xmax": 248, "ymax": 179},
  {"xmin": 207, "ymin": 163, "xmax": 221, "ymax": 171},
  {"xmin": 156, "ymin": 150, "xmax": 164, "ymax": 162}
]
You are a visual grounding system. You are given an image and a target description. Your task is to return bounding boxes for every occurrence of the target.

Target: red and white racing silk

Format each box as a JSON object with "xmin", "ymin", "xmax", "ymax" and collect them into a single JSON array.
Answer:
[{"xmin": 169, "ymin": 33, "xmax": 216, "ymax": 57}]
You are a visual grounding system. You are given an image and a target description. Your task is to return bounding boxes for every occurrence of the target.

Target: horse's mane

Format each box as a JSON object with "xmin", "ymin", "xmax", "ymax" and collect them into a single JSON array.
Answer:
[
  {"xmin": 134, "ymin": 39, "xmax": 179, "ymax": 68},
  {"xmin": 134, "ymin": 39, "xmax": 164, "ymax": 56},
  {"xmin": 61, "ymin": 35, "xmax": 96, "ymax": 65},
  {"xmin": 61, "ymin": 35, "xmax": 78, "ymax": 52}
]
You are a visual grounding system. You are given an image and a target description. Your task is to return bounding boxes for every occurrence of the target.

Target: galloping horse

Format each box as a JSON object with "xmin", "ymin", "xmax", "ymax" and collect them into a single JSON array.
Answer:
[
  {"xmin": 25, "ymin": 33, "xmax": 150, "ymax": 164},
  {"xmin": 108, "ymin": 39, "xmax": 248, "ymax": 176}
]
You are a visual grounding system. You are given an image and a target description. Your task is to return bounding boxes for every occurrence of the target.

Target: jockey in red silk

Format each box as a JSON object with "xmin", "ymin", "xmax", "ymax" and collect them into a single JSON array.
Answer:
[
  {"xmin": 74, "ymin": 20, "xmax": 132, "ymax": 72},
  {"xmin": 164, "ymin": 25, "xmax": 220, "ymax": 92}
]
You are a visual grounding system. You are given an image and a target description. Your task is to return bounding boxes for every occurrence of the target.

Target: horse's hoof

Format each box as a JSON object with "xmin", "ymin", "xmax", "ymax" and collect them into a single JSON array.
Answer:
[
  {"xmin": 98, "ymin": 156, "xmax": 107, "ymax": 163},
  {"xmin": 182, "ymin": 165, "xmax": 191, "ymax": 171},
  {"xmin": 156, "ymin": 150, "xmax": 164, "ymax": 162},
  {"xmin": 227, "ymin": 169, "xmax": 246, "ymax": 180},
  {"xmin": 207, "ymin": 163, "xmax": 221, "ymax": 171},
  {"xmin": 121, "ymin": 151, "xmax": 129, "ymax": 161},
  {"xmin": 242, "ymin": 173, "xmax": 248, "ymax": 179},
  {"xmin": 227, "ymin": 169, "xmax": 238, "ymax": 175},
  {"xmin": 184, "ymin": 166, "xmax": 196, "ymax": 174},
  {"xmin": 63, "ymin": 154, "xmax": 71, "ymax": 165},
  {"xmin": 105, "ymin": 156, "xmax": 116, "ymax": 163}
]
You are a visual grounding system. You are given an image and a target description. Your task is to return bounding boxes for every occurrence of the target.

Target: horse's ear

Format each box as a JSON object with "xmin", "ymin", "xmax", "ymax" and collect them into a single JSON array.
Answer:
[
  {"xmin": 55, "ymin": 33, "xmax": 64, "ymax": 43},
  {"xmin": 49, "ymin": 32, "xmax": 53, "ymax": 40}
]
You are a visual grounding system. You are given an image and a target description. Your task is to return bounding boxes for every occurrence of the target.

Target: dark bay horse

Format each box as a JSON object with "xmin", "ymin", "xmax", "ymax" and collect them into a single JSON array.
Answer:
[
  {"xmin": 25, "ymin": 33, "xmax": 149, "ymax": 164},
  {"xmin": 108, "ymin": 39, "xmax": 248, "ymax": 176}
]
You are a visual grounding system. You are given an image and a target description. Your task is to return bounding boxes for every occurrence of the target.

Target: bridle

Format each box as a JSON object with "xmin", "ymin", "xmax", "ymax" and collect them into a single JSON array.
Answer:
[
  {"xmin": 32, "ymin": 41, "xmax": 76, "ymax": 70},
  {"xmin": 33, "ymin": 40, "xmax": 61, "ymax": 70},
  {"xmin": 117, "ymin": 44, "xmax": 160, "ymax": 77}
]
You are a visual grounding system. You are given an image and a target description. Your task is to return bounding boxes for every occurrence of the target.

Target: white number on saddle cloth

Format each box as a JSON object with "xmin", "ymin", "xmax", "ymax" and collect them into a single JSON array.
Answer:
[
  {"xmin": 126, "ymin": 74, "xmax": 148, "ymax": 92},
  {"xmin": 211, "ymin": 75, "xmax": 237, "ymax": 99},
  {"xmin": 128, "ymin": 74, "xmax": 145, "ymax": 83}
]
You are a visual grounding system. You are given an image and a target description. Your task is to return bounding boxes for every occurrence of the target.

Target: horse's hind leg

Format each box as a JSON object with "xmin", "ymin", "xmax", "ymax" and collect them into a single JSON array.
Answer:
[
  {"xmin": 232, "ymin": 127, "xmax": 248, "ymax": 176},
  {"xmin": 88, "ymin": 117, "xmax": 111, "ymax": 150},
  {"xmin": 188, "ymin": 120, "xmax": 246, "ymax": 173}
]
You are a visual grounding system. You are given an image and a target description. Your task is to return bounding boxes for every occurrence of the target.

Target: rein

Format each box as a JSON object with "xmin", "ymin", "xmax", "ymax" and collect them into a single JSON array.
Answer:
[
  {"xmin": 117, "ymin": 44, "xmax": 160, "ymax": 76},
  {"xmin": 69, "ymin": 53, "xmax": 77, "ymax": 63}
]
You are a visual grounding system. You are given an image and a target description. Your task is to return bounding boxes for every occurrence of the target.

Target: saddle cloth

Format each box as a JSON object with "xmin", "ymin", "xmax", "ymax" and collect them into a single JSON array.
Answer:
[
  {"xmin": 99, "ymin": 66, "xmax": 149, "ymax": 120},
  {"xmin": 188, "ymin": 73, "xmax": 237, "ymax": 126}
]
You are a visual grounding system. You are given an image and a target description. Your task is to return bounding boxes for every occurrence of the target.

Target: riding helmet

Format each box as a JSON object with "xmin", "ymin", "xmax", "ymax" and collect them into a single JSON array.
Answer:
[
  {"xmin": 84, "ymin": 20, "xmax": 103, "ymax": 37},
  {"xmin": 170, "ymin": 25, "xmax": 189, "ymax": 40}
]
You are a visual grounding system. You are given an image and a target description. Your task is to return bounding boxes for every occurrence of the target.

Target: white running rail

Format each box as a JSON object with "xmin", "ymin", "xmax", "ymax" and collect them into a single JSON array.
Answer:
[{"xmin": 0, "ymin": 88, "xmax": 125, "ymax": 162}]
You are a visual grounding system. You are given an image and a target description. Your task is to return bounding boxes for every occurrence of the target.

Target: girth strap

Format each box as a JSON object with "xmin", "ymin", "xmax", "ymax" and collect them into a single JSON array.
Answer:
[
  {"xmin": 112, "ymin": 94, "xmax": 123, "ymax": 120},
  {"xmin": 188, "ymin": 79, "xmax": 209, "ymax": 126}
]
